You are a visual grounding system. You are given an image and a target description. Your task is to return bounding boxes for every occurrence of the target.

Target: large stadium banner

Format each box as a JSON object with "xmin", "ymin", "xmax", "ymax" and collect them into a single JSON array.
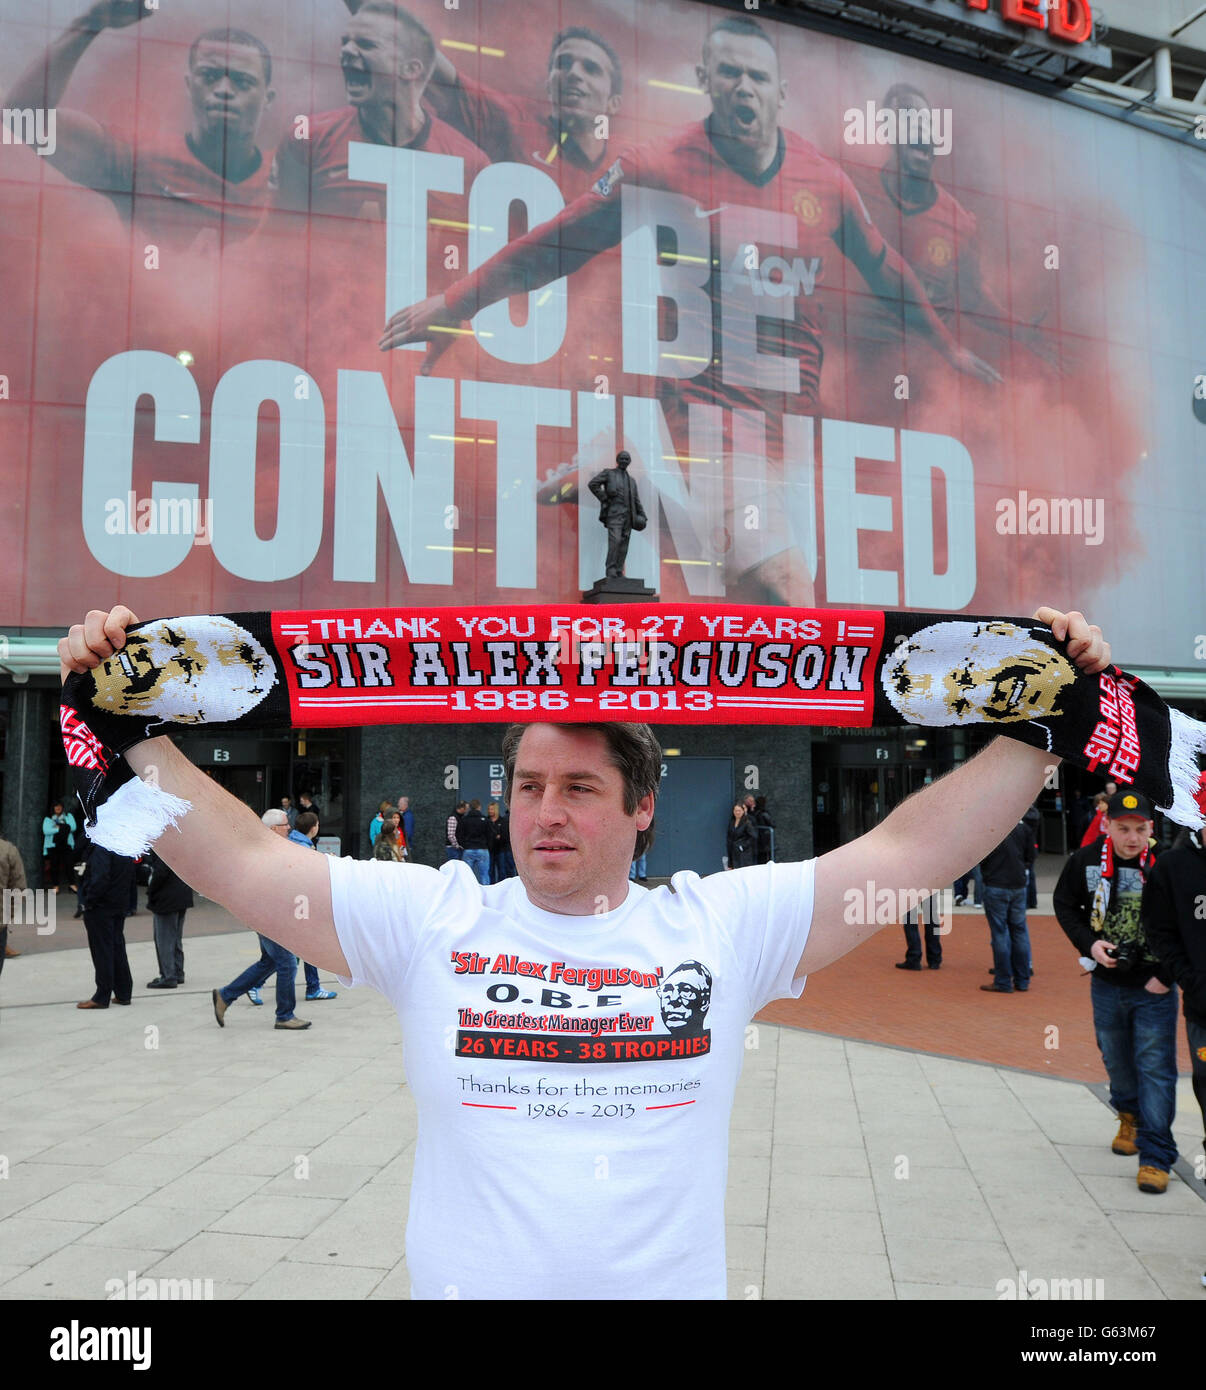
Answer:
[{"xmin": 1, "ymin": 0, "xmax": 1203, "ymax": 668}]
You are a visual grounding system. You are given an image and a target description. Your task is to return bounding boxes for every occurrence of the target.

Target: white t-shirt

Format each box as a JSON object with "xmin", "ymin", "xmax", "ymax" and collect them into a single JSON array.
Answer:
[{"xmin": 328, "ymin": 855, "xmax": 814, "ymax": 1300}]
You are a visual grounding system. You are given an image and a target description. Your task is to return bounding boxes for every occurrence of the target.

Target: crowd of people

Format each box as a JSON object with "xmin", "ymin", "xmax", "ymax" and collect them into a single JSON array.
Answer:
[{"xmin": 440, "ymin": 798, "xmax": 515, "ymax": 884}]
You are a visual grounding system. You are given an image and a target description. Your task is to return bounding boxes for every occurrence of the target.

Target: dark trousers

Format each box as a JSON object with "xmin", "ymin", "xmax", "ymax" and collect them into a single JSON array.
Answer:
[
  {"xmin": 902, "ymin": 906, "xmax": 943, "ymax": 966},
  {"xmin": 152, "ymin": 910, "xmax": 186, "ymax": 982},
  {"xmin": 220, "ymin": 934, "xmax": 297, "ymax": 1022},
  {"xmin": 84, "ymin": 910, "xmax": 132, "ymax": 1006},
  {"xmin": 45, "ymin": 848, "xmax": 74, "ymax": 889},
  {"xmin": 0, "ymin": 925, "xmax": 6, "ymax": 980},
  {"xmin": 1187, "ymin": 1016, "xmax": 1206, "ymax": 1144},
  {"xmin": 604, "ymin": 520, "xmax": 630, "ymax": 578}
]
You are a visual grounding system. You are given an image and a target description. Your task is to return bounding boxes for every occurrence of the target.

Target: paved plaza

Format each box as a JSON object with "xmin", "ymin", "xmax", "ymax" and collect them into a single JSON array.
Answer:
[{"xmin": 2, "ymin": 884, "xmax": 1204, "ymax": 1301}]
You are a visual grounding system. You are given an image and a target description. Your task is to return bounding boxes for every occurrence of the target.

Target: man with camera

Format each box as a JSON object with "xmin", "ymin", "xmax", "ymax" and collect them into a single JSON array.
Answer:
[{"xmin": 1053, "ymin": 790, "xmax": 1178, "ymax": 1192}]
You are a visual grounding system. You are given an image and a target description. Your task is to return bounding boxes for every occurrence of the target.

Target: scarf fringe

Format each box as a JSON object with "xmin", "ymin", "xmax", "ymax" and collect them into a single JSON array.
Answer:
[
  {"xmin": 87, "ymin": 775, "xmax": 194, "ymax": 856},
  {"xmin": 1165, "ymin": 708, "xmax": 1206, "ymax": 828}
]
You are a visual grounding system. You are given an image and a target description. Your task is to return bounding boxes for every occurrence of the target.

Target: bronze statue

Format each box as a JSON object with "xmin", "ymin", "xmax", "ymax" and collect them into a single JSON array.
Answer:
[{"xmin": 588, "ymin": 451, "xmax": 647, "ymax": 579}]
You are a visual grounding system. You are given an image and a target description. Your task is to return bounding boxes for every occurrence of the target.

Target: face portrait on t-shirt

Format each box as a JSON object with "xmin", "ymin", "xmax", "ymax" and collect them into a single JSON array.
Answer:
[{"xmin": 658, "ymin": 961, "xmax": 713, "ymax": 1036}]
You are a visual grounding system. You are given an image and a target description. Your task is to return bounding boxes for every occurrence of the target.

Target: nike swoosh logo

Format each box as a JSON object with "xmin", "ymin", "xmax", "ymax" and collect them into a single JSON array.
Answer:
[{"xmin": 693, "ymin": 204, "xmax": 728, "ymax": 218}]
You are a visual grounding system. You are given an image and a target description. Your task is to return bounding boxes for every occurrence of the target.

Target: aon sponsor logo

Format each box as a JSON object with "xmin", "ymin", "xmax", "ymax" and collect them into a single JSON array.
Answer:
[{"xmin": 724, "ymin": 250, "xmax": 821, "ymax": 298}]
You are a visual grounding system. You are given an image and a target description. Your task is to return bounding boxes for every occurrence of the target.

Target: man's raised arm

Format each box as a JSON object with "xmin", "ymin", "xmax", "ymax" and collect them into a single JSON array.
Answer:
[
  {"xmin": 378, "ymin": 183, "xmax": 623, "ymax": 352},
  {"xmin": 59, "ymin": 608, "xmax": 348, "ymax": 975},
  {"xmin": 803, "ymin": 607, "xmax": 1110, "ymax": 977},
  {"xmin": 6, "ymin": 1, "xmax": 152, "ymax": 186}
]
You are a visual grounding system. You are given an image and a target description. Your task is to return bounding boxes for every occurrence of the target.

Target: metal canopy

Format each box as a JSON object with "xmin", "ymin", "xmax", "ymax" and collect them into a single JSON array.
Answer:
[{"xmin": 699, "ymin": 0, "xmax": 1206, "ymax": 142}]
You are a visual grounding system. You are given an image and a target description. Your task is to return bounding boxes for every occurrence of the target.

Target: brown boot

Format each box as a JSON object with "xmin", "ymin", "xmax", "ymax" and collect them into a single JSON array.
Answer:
[
  {"xmin": 4, "ymin": 945, "xmax": 19, "ymax": 958},
  {"xmin": 1137, "ymin": 1166, "xmax": 1169, "ymax": 1194},
  {"xmin": 1112, "ymin": 1112, "xmax": 1138, "ymax": 1155}
]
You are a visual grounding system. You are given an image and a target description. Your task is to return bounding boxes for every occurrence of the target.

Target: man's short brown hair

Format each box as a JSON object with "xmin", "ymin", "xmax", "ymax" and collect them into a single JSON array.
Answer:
[
  {"xmin": 501, "ymin": 722, "xmax": 661, "ymax": 858},
  {"xmin": 357, "ymin": 1, "xmax": 436, "ymax": 77}
]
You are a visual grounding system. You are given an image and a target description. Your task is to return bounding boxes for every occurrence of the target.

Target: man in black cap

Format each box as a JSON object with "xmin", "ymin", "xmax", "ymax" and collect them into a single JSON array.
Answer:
[
  {"xmin": 1053, "ymin": 789, "xmax": 1179, "ymax": 1193},
  {"xmin": 588, "ymin": 451, "xmax": 646, "ymax": 580}
]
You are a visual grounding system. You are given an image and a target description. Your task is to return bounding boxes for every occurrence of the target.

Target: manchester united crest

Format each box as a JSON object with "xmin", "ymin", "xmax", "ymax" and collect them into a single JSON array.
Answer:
[
  {"xmin": 927, "ymin": 236, "xmax": 953, "ymax": 268},
  {"xmin": 793, "ymin": 189, "xmax": 822, "ymax": 225}
]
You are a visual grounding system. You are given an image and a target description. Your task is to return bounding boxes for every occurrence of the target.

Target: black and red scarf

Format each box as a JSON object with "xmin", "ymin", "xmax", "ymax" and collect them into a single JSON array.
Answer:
[{"xmin": 58, "ymin": 605, "xmax": 1206, "ymax": 855}]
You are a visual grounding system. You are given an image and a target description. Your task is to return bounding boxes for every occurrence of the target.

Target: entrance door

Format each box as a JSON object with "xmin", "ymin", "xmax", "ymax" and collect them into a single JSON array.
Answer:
[
  {"xmin": 204, "ymin": 764, "xmax": 269, "ymax": 816},
  {"xmin": 647, "ymin": 757, "xmax": 733, "ymax": 878},
  {"xmin": 838, "ymin": 767, "xmax": 892, "ymax": 843},
  {"xmin": 457, "ymin": 758, "xmax": 508, "ymax": 814}
]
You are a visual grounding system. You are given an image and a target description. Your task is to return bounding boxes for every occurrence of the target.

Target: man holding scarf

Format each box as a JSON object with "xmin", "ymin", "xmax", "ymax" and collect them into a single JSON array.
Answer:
[
  {"xmin": 1053, "ymin": 790, "xmax": 1177, "ymax": 1192},
  {"xmin": 57, "ymin": 602, "xmax": 1128, "ymax": 1299}
]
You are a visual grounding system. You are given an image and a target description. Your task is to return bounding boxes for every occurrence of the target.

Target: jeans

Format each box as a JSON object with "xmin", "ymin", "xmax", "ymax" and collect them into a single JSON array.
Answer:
[
  {"xmin": 982, "ymin": 885, "xmax": 1030, "ymax": 990},
  {"xmin": 463, "ymin": 849, "xmax": 490, "ymax": 885},
  {"xmin": 445, "ymin": 847, "xmax": 463, "ymax": 861},
  {"xmin": 221, "ymin": 934, "xmax": 298, "ymax": 1022},
  {"xmin": 303, "ymin": 961, "xmax": 320, "ymax": 993},
  {"xmin": 1090, "ymin": 974, "xmax": 1179, "ymax": 1171},
  {"xmin": 152, "ymin": 909, "xmax": 186, "ymax": 982},
  {"xmin": 84, "ymin": 910, "xmax": 132, "ymax": 1005},
  {"xmin": 629, "ymin": 853, "xmax": 647, "ymax": 881}
]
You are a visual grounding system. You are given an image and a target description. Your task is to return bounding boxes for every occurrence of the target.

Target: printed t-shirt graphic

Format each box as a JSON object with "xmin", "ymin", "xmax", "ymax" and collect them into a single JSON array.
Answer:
[{"xmin": 328, "ymin": 855, "xmax": 814, "ymax": 1300}]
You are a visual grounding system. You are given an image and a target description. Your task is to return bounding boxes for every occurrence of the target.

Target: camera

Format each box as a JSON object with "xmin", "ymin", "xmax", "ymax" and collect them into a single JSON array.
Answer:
[{"xmin": 1106, "ymin": 940, "xmax": 1143, "ymax": 971}]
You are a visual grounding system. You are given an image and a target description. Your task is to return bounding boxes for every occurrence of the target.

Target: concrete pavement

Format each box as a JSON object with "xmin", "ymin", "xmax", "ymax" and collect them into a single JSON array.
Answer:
[{"xmin": 1, "ymin": 914, "xmax": 1204, "ymax": 1301}]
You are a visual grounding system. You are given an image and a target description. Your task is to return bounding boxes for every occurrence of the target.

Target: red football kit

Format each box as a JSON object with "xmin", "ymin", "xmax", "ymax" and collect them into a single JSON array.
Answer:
[
  {"xmin": 81, "ymin": 128, "xmax": 272, "ymax": 250},
  {"xmin": 272, "ymin": 106, "xmax": 487, "ymax": 218},
  {"xmin": 848, "ymin": 162, "xmax": 981, "ymax": 337},
  {"xmin": 427, "ymin": 72, "xmax": 613, "ymax": 200},
  {"xmin": 445, "ymin": 117, "xmax": 888, "ymax": 418}
]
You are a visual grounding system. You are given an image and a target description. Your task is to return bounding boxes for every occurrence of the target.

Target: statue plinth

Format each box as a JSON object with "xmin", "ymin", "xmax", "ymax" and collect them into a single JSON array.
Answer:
[{"xmin": 581, "ymin": 577, "xmax": 658, "ymax": 604}]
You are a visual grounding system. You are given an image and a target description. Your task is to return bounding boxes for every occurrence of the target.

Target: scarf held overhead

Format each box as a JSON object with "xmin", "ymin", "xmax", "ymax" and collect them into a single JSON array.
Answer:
[{"xmin": 60, "ymin": 605, "xmax": 1206, "ymax": 854}]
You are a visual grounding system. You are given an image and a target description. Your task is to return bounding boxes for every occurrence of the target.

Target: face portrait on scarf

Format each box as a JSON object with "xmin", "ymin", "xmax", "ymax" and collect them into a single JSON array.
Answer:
[
  {"xmin": 883, "ymin": 621, "xmax": 1077, "ymax": 725},
  {"xmin": 88, "ymin": 616, "xmax": 276, "ymax": 723}
]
